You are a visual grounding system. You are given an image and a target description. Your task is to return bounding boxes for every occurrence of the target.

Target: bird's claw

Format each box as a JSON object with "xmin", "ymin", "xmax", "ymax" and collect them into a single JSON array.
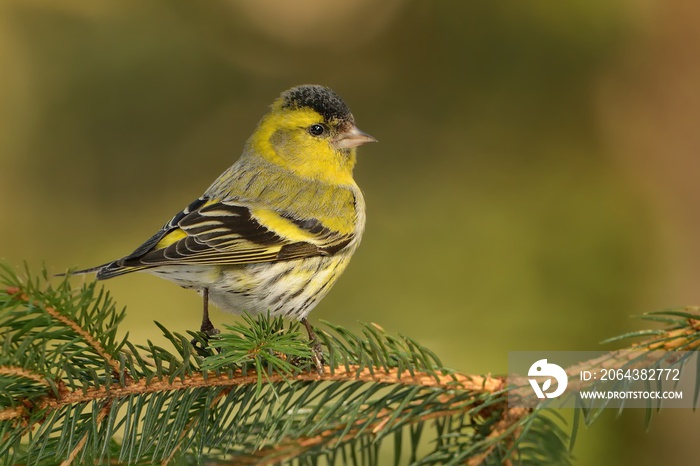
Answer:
[{"xmin": 310, "ymin": 341, "xmax": 325, "ymax": 376}]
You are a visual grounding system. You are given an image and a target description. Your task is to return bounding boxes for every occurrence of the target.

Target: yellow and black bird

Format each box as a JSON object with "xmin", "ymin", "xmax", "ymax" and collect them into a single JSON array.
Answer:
[{"xmin": 74, "ymin": 85, "xmax": 375, "ymax": 373}]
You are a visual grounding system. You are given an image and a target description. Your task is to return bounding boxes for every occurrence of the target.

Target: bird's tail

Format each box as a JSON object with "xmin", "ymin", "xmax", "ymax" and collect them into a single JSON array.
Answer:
[{"xmin": 58, "ymin": 262, "xmax": 148, "ymax": 280}]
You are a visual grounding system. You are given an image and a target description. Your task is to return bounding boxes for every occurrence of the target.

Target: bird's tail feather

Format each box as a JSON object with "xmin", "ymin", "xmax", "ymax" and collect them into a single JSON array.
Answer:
[{"xmin": 57, "ymin": 262, "xmax": 148, "ymax": 280}]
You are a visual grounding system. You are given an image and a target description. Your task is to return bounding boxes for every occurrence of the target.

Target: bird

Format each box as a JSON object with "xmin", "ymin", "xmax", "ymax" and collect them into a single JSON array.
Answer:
[{"xmin": 72, "ymin": 85, "xmax": 375, "ymax": 374}]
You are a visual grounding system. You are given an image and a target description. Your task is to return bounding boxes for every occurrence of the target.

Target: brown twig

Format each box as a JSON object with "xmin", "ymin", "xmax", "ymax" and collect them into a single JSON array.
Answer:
[
  {"xmin": 509, "ymin": 317, "xmax": 700, "ymax": 406},
  {"xmin": 0, "ymin": 367, "xmax": 504, "ymax": 423},
  {"xmin": 0, "ymin": 364, "xmax": 504, "ymax": 464},
  {"xmin": 43, "ymin": 306, "xmax": 129, "ymax": 382},
  {"xmin": 5, "ymin": 285, "xmax": 132, "ymax": 384},
  {"xmin": 0, "ymin": 406, "xmax": 26, "ymax": 422},
  {"xmin": 0, "ymin": 366, "xmax": 50, "ymax": 387}
]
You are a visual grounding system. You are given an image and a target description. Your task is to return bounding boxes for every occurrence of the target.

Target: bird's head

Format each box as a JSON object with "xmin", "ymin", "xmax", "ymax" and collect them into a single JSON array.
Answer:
[{"xmin": 248, "ymin": 85, "xmax": 376, "ymax": 185}]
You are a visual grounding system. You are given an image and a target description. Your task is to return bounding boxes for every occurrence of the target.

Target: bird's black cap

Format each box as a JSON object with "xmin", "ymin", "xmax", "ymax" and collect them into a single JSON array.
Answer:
[{"xmin": 279, "ymin": 85, "xmax": 353, "ymax": 123}]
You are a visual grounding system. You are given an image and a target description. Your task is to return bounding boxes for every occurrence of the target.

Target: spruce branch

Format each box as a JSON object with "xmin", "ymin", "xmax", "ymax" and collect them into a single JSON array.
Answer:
[{"xmin": 0, "ymin": 262, "xmax": 698, "ymax": 465}]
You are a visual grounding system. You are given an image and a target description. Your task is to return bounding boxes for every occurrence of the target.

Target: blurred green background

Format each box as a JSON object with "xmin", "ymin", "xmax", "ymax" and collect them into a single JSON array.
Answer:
[{"xmin": 2, "ymin": 0, "xmax": 700, "ymax": 464}]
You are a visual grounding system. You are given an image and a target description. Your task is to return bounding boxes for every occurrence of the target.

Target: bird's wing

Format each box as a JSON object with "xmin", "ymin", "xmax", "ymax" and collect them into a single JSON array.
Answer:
[{"xmin": 112, "ymin": 197, "xmax": 355, "ymax": 270}]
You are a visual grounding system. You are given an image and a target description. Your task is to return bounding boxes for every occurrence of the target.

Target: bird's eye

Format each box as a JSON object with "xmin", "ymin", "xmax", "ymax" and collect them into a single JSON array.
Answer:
[{"xmin": 308, "ymin": 124, "xmax": 326, "ymax": 136}]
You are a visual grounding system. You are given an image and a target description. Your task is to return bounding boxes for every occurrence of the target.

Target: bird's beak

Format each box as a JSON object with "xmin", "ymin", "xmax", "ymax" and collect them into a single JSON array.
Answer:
[{"xmin": 333, "ymin": 125, "xmax": 377, "ymax": 149}]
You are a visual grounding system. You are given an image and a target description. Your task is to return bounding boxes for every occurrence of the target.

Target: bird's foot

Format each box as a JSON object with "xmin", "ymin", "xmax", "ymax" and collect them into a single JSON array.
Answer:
[
  {"xmin": 310, "ymin": 340, "xmax": 325, "ymax": 376},
  {"xmin": 301, "ymin": 318, "xmax": 325, "ymax": 375},
  {"xmin": 190, "ymin": 321, "xmax": 221, "ymax": 351},
  {"xmin": 200, "ymin": 319, "xmax": 221, "ymax": 338}
]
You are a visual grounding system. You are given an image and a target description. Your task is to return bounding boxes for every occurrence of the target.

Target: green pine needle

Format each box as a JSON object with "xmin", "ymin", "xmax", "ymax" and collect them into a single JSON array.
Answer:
[{"xmin": 0, "ymin": 262, "xmax": 698, "ymax": 465}]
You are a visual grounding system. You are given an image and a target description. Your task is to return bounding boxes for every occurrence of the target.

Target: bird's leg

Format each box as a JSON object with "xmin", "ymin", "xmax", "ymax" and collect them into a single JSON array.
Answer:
[
  {"xmin": 301, "ymin": 317, "xmax": 324, "ymax": 375},
  {"xmin": 200, "ymin": 288, "xmax": 220, "ymax": 337}
]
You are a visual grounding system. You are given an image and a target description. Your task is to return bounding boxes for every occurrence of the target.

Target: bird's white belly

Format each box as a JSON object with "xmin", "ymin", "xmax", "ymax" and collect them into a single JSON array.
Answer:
[{"xmin": 147, "ymin": 253, "xmax": 351, "ymax": 319}]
